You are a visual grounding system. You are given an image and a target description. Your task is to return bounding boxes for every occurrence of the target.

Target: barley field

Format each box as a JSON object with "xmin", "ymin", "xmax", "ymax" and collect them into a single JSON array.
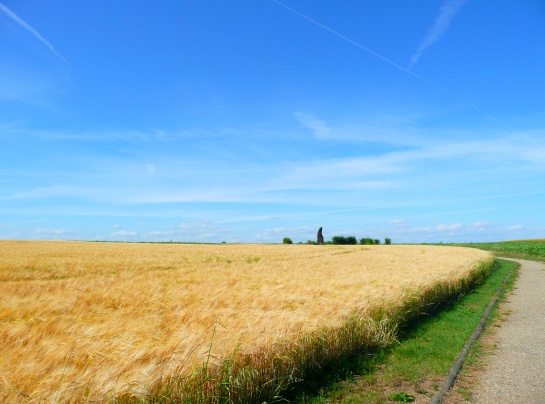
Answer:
[{"xmin": 0, "ymin": 241, "xmax": 493, "ymax": 403}]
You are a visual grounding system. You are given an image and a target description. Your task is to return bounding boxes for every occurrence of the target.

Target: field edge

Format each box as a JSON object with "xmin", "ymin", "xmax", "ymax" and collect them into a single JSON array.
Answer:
[{"xmin": 122, "ymin": 255, "xmax": 495, "ymax": 404}]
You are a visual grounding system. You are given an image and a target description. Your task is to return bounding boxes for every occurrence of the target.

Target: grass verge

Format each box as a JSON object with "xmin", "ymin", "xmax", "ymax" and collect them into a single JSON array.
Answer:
[{"xmin": 294, "ymin": 258, "xmax": 518, "ymax": 403}]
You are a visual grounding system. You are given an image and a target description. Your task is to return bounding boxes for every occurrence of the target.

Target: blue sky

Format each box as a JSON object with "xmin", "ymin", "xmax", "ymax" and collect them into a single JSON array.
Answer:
[{"xmin": 1, "ymin": 1, "xmax": 544, "ymax": 243}]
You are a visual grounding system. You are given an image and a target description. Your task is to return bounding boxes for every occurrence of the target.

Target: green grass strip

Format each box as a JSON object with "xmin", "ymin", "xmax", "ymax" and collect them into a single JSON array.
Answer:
[
  {"xmin": 296, "ymin": 259, "xmax": 518, "ymax": 403},
  {"xmin": 437, "ymin": 240, "xmax": 545, "ymax": 261}
]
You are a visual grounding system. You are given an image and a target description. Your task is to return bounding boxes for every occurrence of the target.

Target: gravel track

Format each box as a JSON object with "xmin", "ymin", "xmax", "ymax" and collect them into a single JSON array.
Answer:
[{"xmin": 472, "ymin": 258, "xmax": 545, "ymax": 403}]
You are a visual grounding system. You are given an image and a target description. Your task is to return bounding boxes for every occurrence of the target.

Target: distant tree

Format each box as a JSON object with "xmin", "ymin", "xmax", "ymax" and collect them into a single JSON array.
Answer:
[
  {"xmin": 346, "ymin": 236, "xmax": 357, "ymax": 245},
  {"xmin": 384, "ymin": 238, "xmax": 392, "ymax": 245},
  {"xmin": 359, "ymin": 237, "xmax": 374, "ymax": 245},
  {"xmin": 331, "ymin": 236, "xmax": 344, "ymax": 245},
  {"xmin": 373, "ymin": 239, "xmax": 380, "ymax": 245},
  {"xmin": 283, "ymin": 237, "xmax": 293, "ymax": 244},
  {"xmin": 332, "ymin": 236, "xmax": 357, "ymax": 245}
]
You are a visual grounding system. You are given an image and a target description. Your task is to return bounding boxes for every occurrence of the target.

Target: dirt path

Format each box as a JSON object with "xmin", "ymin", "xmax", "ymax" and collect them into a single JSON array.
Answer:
[{"xmin": 469, "ymin": 258, "xmax": 545, "ymax": 403}]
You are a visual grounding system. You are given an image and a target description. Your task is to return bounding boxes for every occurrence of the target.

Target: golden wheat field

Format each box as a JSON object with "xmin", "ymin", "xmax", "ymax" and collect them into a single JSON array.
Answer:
[{"xmin": 0, "ymin": 240, "xmax": 494, "ymax": 403}]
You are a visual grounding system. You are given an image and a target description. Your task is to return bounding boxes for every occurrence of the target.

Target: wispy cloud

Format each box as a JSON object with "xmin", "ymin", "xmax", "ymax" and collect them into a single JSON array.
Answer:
[
  {"xmin": 0, "ymin": 185, "xmax": 97, "ymax": 201},
  {"xmin": 111, "ymin": 230, "xmax": 138, "ymax": 238},
  {"xmin": 138, "ymin": 221, "xmax": 236, "ymax": 242},
  {"xmin": 408, "ymin": 0, "xmax": 467, "ymax": 69},
  {"xmin": 388, "ymin": 219, "xmax": 407, "ymax": 225},
  {"xmin": 34, "ymin": 228, "xmax": 75, "ymax": 236},
  {"xmin": 0, "ymin": 2, "xmax": 68, "ymax": 64},
  {"xmin": 294, "ymin": 112, "xmax": 335, "ymax": 140},
  {"xmin": 392, "ymin": 221, "xmax": 525, "ymax": 243},
  {"xmin": 294, "ymin": 112, "xmax": 430, "ymax": 146},
  {"xmin": 437, "ymin": 223, "xmax": 462, "ymax": 231},
  {"xmin": 2, "ymin": 219, "xmax": 48, "ymax": 227},
  {"xmin": 0, "ymin": 127, "xmax": 244, "ymax": 144}
]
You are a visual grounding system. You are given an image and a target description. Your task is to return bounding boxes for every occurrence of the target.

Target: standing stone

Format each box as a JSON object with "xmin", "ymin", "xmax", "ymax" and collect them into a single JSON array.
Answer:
[{"xmin": 317, "ymin": 227, "xmax": 324, "ymax": 244}]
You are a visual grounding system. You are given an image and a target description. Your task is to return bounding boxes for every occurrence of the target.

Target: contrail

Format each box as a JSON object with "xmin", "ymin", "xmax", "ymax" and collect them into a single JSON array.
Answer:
[
  {"xmin": 0, "ymin": 2, "xmax": 68, "ymax": 64},
  {"xmin": 269, "ymin": 2, "xmax": 544, "ymax": 152},
  {"xmin": 408, "ymin": 0, "xmax": 467, "ymax": 69},
  {"xmin": 270, "ymin": 0, "xmax": 447, "ymax": 92}
]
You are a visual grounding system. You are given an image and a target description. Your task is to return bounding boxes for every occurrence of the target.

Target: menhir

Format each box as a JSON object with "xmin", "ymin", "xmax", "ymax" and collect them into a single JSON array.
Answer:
[{"xmin": 317, "ymin": 227, "xmax": 324, "ymax": 244}]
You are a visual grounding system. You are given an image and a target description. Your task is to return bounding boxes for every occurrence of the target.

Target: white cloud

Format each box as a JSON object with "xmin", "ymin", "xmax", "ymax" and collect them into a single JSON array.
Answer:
[
  {"xmin": 437, "ymin": 223, "xmax": 462, "ymax": 231},
  {"xmin": 111, "ymin": 230, "xmax": 138, "ymax": 238},
  {"xmin": 4, "ymin": 128, "xmax": 172, "ymax": 143},
  {"xmin": 34, "ymin": 228, "xmax": 74, "ymax": 235},
  {"xmin": 2, "ymin": 219, "xmax": 47, "ymax": 227},
  {"xmin": 294, "ymin": 112, "xmax": 336, "ymax": 140},
  {"xmin": 174, "ymin": 221, "xmax": 234, "ymax": 241},
  {"xmin": 0, "ymin": 185, "xmax": 97, "ymax": 201},
  {"xmin": 2, "ymin": 122, "xmax": 544, "ymax": 218},
  {"xmin": 292, "ymin": 112, "xmax": 427, "ymax": 146},
  {"xmin": 33, "ymin": 228, "xmax": 77, "ymax": 239},
  {"xmin": 507, "ymin": 225, "xmax": 524, "ymax": 231},
  {"xmin": 147, "ymin": 230, "xmax": 175, "ymax": 236},
  {"xmin": 177, "ymin": 221, "xmax": 216, "ymax": 231},
  {"xmin": 5, "ymin": 130, "xmax": 542, "ymax": 210},
  {"xmin": 466, "ymin": 222, "xmax": 494, "ymax": 232},
  {"xmin": 388, "ymin": 219, "xmax": 407, "ymax": 225},
  {"xmin": 407, "ymin": 227, "xmax": 434, "ymax": 233}
]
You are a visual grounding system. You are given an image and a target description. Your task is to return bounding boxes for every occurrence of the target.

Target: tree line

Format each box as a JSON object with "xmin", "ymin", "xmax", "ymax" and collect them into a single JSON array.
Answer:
[{"xmin": 283, "ymin": 236, "xmax": 392, "ymax": 245}]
